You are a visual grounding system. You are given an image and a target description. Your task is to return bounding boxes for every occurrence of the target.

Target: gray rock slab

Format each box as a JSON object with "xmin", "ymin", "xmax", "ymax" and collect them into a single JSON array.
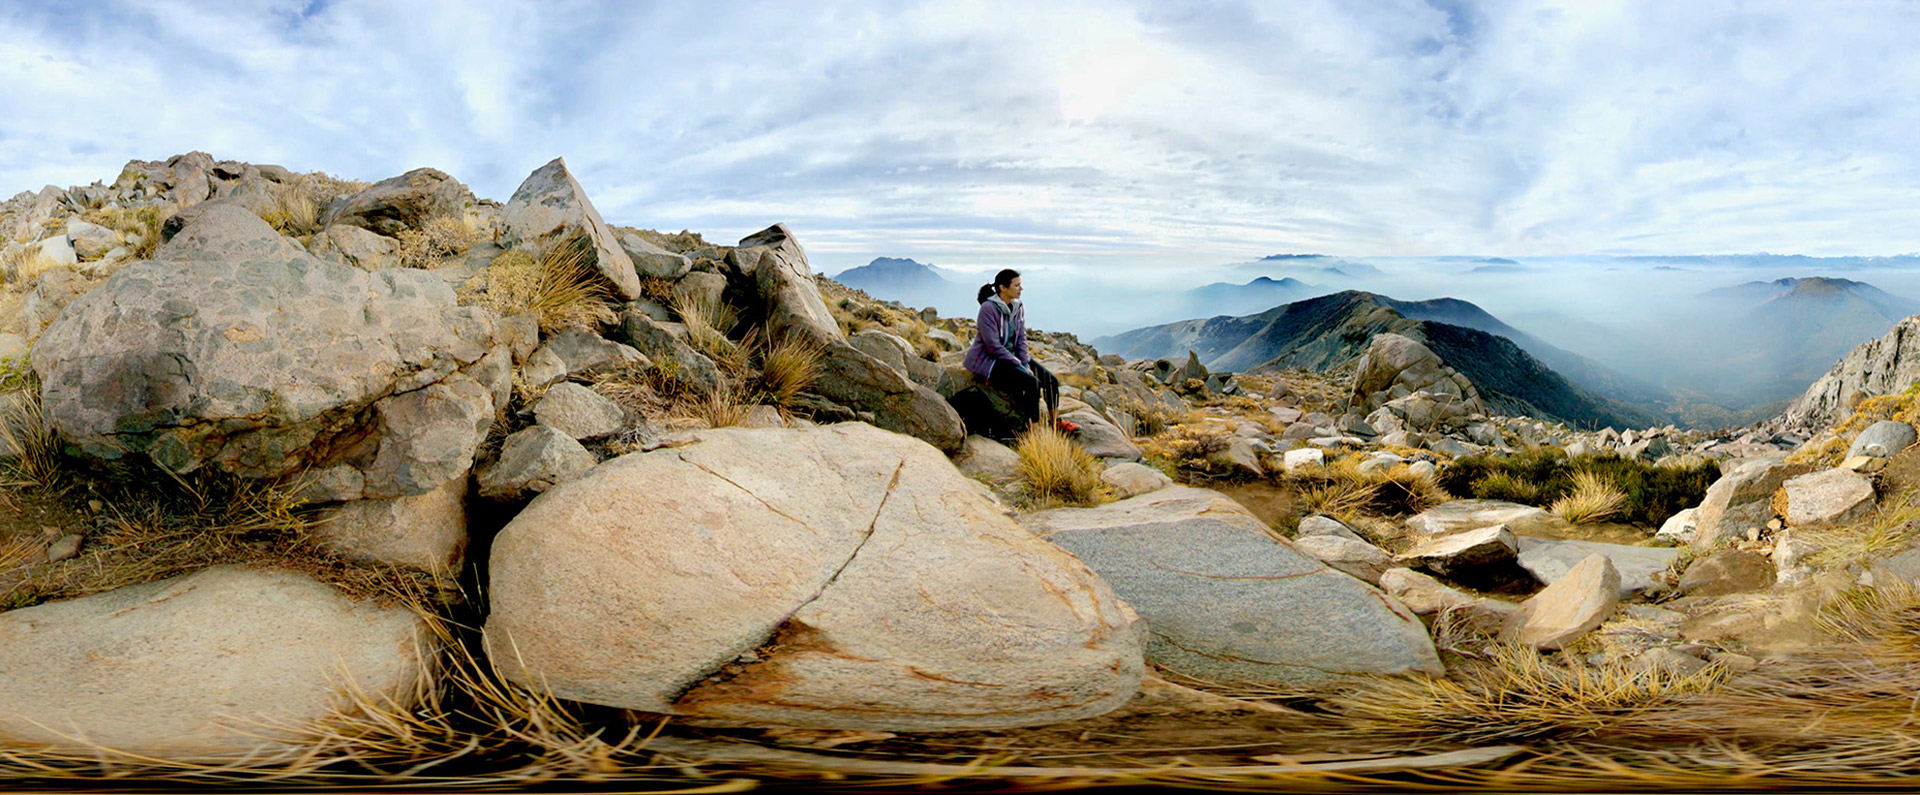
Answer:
[
  {"xmin": 1851, "ymin": 420, "xmax": 1917, "ymax": 458},
  {"xmin": 0, "ymin": 565, "xmax": 430, "ymax": 759},
  {"xmin": 1024, "ymin": 486, "xmax": 1443, "ymax": 685},
  {"xmin": 1515, "ymin": 537, "xmax": 1680, "ymax": 596},
  {"xmin": 1406, "ymin": 500, "xmax": 1565, "ymax": 537},
  {"xmin": 477, "ymin": 425, "xmax": 598, "ymax": 500},
  {"xmin": 534, "ymin": 382, "xmax": 626, "ymax": 440}
]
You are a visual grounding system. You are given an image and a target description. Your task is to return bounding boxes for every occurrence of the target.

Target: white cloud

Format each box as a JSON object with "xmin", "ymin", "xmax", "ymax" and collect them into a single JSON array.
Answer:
[{"xmin": 2, "ymin": 0, "xmax": 1916, "ymax": 263}]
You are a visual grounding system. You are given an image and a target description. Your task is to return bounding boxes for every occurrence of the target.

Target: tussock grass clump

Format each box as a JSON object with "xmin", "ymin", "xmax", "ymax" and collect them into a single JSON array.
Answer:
[
  {"xmin": 0, "ymin": 376, "xmax": 60, "ymax": 489},
  {"xmin": 0, "ymin": 247, "xmax": 66, "ymax": 288},
  {"xmin": 1804, "ymin": 488, "xmax": 1920, "ymax": 571},
  {"xmin": 1017, "ymin": 425, "xmax": 1101, "ymax": 505},
  {"xmin": 395, "ymin": 215, "xmax": 480, "ymax": 268},
  {"xmin": 1137, "ymin": 422, "xmax": 1237, "ymax": 480},
  {"xmin": 1552, "ymin": 470, "xmax": 1627, "ymax": 524},
  {"xmin": 753, "ymin": 333, "xmax": 823, "ymax": 410},
  {"xmin": 1331, "ymin": 643, "xmax": 1729, "ymax": 745},
  {"xmin": 670, "ymin": 291, "xmax": 746, "ymax": 375},
  {"xmin": 1111, "ymin": 395, "xmax": 1179, "ymax": 437},
  {"xmin": 1281, "ymin": 454, "xmax": 1448, "ymax": 520},
  {"xmin": 81, "ymin": 202, "xmax": 177, "ymax": 260},
  {"xmin": 1440, "ymin": 448, "xmax": 1717, "ymax": 527},
  {"xmin": 461, "ymin": 237, "xmax": 616, "ymax": 334}
]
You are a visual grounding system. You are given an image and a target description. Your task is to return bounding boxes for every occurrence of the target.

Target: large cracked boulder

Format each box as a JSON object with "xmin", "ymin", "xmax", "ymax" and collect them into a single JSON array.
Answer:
[
  {"xmin": 320, "ymin": 167, "xmax": 476, "ymax": 237},
  {"xmin": 501, "ymin": 157, "xmax": 641, "ymax": 301},
  {"xmin": 484, "ymin": 423, "xmax": 1143, "ymax": 731},
  {"xmin": 33, "ymin": 204, "xmax": 498, "ymax": 478},
  {"xmin": 0, "ymin": 566, "xmax": 432, "ymax": 759},
  {"xmin": 1022, "ymin": 486, "xmax": 1443, "ymax": 686},
  {"xmin": 738, "ymin": 224, "xmax": 963, "ymax": 452}
]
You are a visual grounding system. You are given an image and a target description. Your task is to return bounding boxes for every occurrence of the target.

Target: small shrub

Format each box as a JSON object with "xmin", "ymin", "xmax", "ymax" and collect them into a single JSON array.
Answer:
[
  {"xmin": 691, "ymin": 383, "xmax": 749, "ymax": 429},
  {"xmin": 395, "ymin": 215, "xmax": 479, "ymax": 268},
  {"xmin": 1441, "ymin": 449, "xmax": 1717, "ymax": 527},
  {"xmin": 1473, "ymin": 470, "xmax": 1546, "ymax": 504},
  {"xmin": 1138, "ymin": 423, "xmax": 1236, "ymax": 479},
  {"xmin": 638, "ymin": 275, "xmax": 675, "ymax": 304},
  {"xmin": 670, "ymin": 291, "xmax": 746, "ymax": 375},
  {"xmin": 0, "ymin": 367, "xmax": 61, "ymax": 488},
  {"xmin": 1552, "ymin": 470, "xmax": 1627, "ymax": 524},
  {"xmin": 1017, "ymin": 425, "xmax": 1102, "ymax": 505}
]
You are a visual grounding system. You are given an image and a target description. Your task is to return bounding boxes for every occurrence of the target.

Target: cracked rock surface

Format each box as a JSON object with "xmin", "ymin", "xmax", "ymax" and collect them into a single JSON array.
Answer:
[
  {"xmin": 484, "ymin": 423, "xmax": 1144, "ymax": 731},
  {"xmin": 1022, "ymin": 486, "xmax": 1444, "ymax": 685}
]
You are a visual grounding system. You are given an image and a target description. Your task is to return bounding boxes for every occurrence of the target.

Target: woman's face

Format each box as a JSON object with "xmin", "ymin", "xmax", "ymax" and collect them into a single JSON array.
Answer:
[{"xmin": 998, "ymin": 276, "xmax": 1023, "ymax": 301}]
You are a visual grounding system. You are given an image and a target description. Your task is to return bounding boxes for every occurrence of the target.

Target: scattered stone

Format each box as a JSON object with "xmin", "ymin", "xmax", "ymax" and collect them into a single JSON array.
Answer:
[
  {"xmin": 1398, "ymin": 525, "xmax": 1519, "ymax": 579},
  {"xmin": 1406, "ymin": 500, "xmax": 1563, "ymax": 537},
  {"xmin": 1781, "ymin": 467, "xmax": 1876, "ymax": 527},
  {"xmin": 1025, "ymin": 486, "xmax": 1442, "ymax": 685},
  {"xmin": 1063, "ymin": 408, "xmax": 1142, "ymax": 461},
  {"xmin": 1691, "ymin": 456, "xmax": 1816, "ymax": 553},
  {"xmin": 1101, "ymin": 461, "xmax": 1171, "ymax": 498},
  {"xmin": 741, "ymin": 404, "xmax": 785, "ymax": 429},
  {"xmin": 621, "ymin": 311, "xmax": 722, "ymax": 395},
  {"xmin": 616, "ymin": 230, "xmax": 693, "ymax": 280},
  {"xmin": 1282, "ymin": 447, "xmax": 1325, "ymax": 472},
  {"xmin": 43, "ymin": 534, "xmax": 82, "ymax": 563},
  {"xmin": 1850, "ymin": 420, "xmax": 1917, "ymax": 458},
  {"xmin": 486, "ymin": 424, "xmax": 1144, "ymax": 731},
  {"xmin": 476, "ymin": 425, "xmax": 598, "ymax": 500},
  {"xmin": 1223, "ymin": 436, "xmax": 1264, "ymax": 476},
  {"xmin": 1270, "ymin": 406, "xmax": 1302, "ymax": 423},
  {"xmin": 1678, "ymin": 550, "xmax": 1775, "ymax": 597},
  {"xmin": 1503, "ymin": 554, "xmax": 1621, "ymax": 649},
  {"xmin": 1429, "ymin": 438, "xmax": 1477, "ymax": 458},
  {"xmin": 1515, "ymin": 537, "xmax": 1682, "ymax": 596},
  {"xmin": 1292, "ymin": 535, "xmax": 1393, "ymax": 585},
  {"xmin": 1634, "ymin": 647, "xmax": 1710, "ymax": 676},
  {"xmin": 308, "ymin": 223, "xmax": 400, "ymax": 271},
  {"xmin": 312, "ymin": 477, "xmax": 468, "ymax": 573},
  {"xmin": 1377, "ymin": 568, "xmax": 1520, "ymax": 636},
  {"xmin": 1297, "ymin": 514, "xmax": 1366, "ymax": 543},
  {"xmin": 64, "ymin": 218, "xmax": 120, "ymax": 260},
  {"xmin": 533, "ymin": 382, "xmax": 626, "ymax": 440},
  {"xmin": 0, "ymin": 566, "xmax": 431, "ymax": 758},
  {"xmin": 1841, "ymin": 455, "xmax": 1887, "ymax": 473},
  {"xmin": 1655, "ymin": 507, "xmax": 1698, "ymax": 544},
  {"xmin": 1408, "ymin": 459, "xmax": 1438, "ymax": 479},
  {"xmin": 954, "ymin": 435, "xmax": 1022, "ymax": 485}
]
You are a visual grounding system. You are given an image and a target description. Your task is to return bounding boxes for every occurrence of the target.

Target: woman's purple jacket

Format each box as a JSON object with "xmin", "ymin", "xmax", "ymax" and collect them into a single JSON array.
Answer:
[{"xmin": 963, "ymin": 299, "xmax": 1029, "ymax": 379}]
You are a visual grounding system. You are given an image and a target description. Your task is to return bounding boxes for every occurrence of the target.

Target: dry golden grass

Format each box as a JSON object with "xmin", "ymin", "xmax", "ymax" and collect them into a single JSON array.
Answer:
[
  {"xmin": 1330, "ymin": 643, "xmax": 1729, "ymax": 745},
  {"xmin": 0, "ymin": 379, "xmax": 60, "ymax": 490},
  {"xmin": 1789, "ymin": 383, "xmax": 1920, "ymax": 467},
  {"xmin": 81, "ymin": 202, "xmax": 177, "ymax": 260},
  {"xmin": 461, "ymin": 238, "xmax": 616, "ymax": 334},
  {"xmin": 1804, "ymin": 487, "xmax": 1920, "ymax": 572},
  {"xmin": 0, "ymin": 247, "xmax": 66, "ymax": 289},
  {"xmin": 1016, "ymin": 425, "xmax": 1102, "ymax": 505},
  {"xmin": 0, "ymin": 468, "xmax": 432, "ymax": 611},
  {"xmin": 670, "ymin": 292, "xmax": 746, "ymax": 375},
  {"xmin": 395, "ymin": 215, "xmax": 479, "ymax": 268},
  {"xmin": 1551, "ymin": 470, "xmax": 1627, "ymax": 524},
  {"xmin": 753, "ymin": 332, "xmax": 822, "ymax": 409}
]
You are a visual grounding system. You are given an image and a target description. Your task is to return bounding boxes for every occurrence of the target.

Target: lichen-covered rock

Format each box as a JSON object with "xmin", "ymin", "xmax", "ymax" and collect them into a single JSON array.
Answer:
[
  {"xmin": 485, "ymin": 423, "xmax": 1142, "ymax": 731},
  {"xmin": 1023, "ymin": 486, "xmax": 1442, "ymax": 685},
  {"xmin": 0, "ymin": 566, "xmax": 431, "ymax": 759},
  {"xmin": 1782, "ymin": 467, "xmax": 1876, "ymax": 527},
  {"xmin": 33, "ymin": 205, "xmax": 496, "ymax": 476}
]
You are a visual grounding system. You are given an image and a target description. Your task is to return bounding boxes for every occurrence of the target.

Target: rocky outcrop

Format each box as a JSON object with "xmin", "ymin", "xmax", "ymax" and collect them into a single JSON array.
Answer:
[
  {"xmin": 0, "ymin": 566, "xmax": 431, "ymax": 758},
  {"xmin": 320, "ymin": 167, "xmax": 475, "ymax": 237},
  {"xmin": 1023, "ymin": 486, "xmax": 1442, "ymax": 685},
  {"xmin": 33, "ymin": 204, "xmax": 498, "ymax": 478},
  {"xmin": 739, "ymin": 224, "xmax": 964, "ymax": 452},
  {"xmin": 485, "ymin": 423, "xmax": 1143, "ymax": 731},
  {"xmin": 1780, "ymin": 315, "xmax": 1920, "ymax": 430},
  {"xmin": 501, "ymin": 157, "xmax": 641, "ymax": 301},
  {"xmin": 1352, "ymin": 333, "xmax": 1484, "ymax": 416}
]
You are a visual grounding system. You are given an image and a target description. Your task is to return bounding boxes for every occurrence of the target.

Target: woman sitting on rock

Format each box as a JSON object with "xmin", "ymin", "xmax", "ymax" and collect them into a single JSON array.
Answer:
[{"xmin": 963, "ymin": 268, "xmax": 1076, "ymax": 435}]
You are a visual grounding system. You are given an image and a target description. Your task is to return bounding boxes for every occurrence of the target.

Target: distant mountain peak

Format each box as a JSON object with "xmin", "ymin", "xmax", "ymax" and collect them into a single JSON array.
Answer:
[{"xmin": 1259, "ymin": 253, "xmax": 1326, "ymax": 261}]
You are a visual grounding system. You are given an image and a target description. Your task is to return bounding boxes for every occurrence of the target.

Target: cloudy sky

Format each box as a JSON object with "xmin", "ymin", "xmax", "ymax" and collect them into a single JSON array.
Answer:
[{"xmin": 3, "ymin": 0, "xmax": 1917, "ymax": 271}]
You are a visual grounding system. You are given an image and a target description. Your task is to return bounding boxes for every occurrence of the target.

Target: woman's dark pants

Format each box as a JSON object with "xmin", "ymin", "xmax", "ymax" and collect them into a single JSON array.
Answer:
[{"xmin": 989, "ymin": 360, "xmax": 1060, "ymax": 426}]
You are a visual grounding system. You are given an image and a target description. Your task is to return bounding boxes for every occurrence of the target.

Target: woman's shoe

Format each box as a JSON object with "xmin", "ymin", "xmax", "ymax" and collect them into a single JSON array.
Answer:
[{"xmin": 1056, "ymin": 419, "xmax": 1080, "ymax": 435}]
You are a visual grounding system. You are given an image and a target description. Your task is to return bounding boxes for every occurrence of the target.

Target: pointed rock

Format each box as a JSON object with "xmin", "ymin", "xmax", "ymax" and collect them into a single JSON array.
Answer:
[
  {"xmin": 502, "ymin": 157, "xmax": 641, "ymax": 300},
  {"xmin": 1503, "ymin": 554, "xmax": 1620, "ymax": 649}
]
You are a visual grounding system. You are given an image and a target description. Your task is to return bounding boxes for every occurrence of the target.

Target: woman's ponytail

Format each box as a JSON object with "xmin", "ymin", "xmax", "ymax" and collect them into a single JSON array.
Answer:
[
  {"xmin": 976, "ymin": 283, "xmax": 995, "ymax": 304},
  {"xmin": 978, "ymin": 269, "xmax": 1021, "ymax": 304}
]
